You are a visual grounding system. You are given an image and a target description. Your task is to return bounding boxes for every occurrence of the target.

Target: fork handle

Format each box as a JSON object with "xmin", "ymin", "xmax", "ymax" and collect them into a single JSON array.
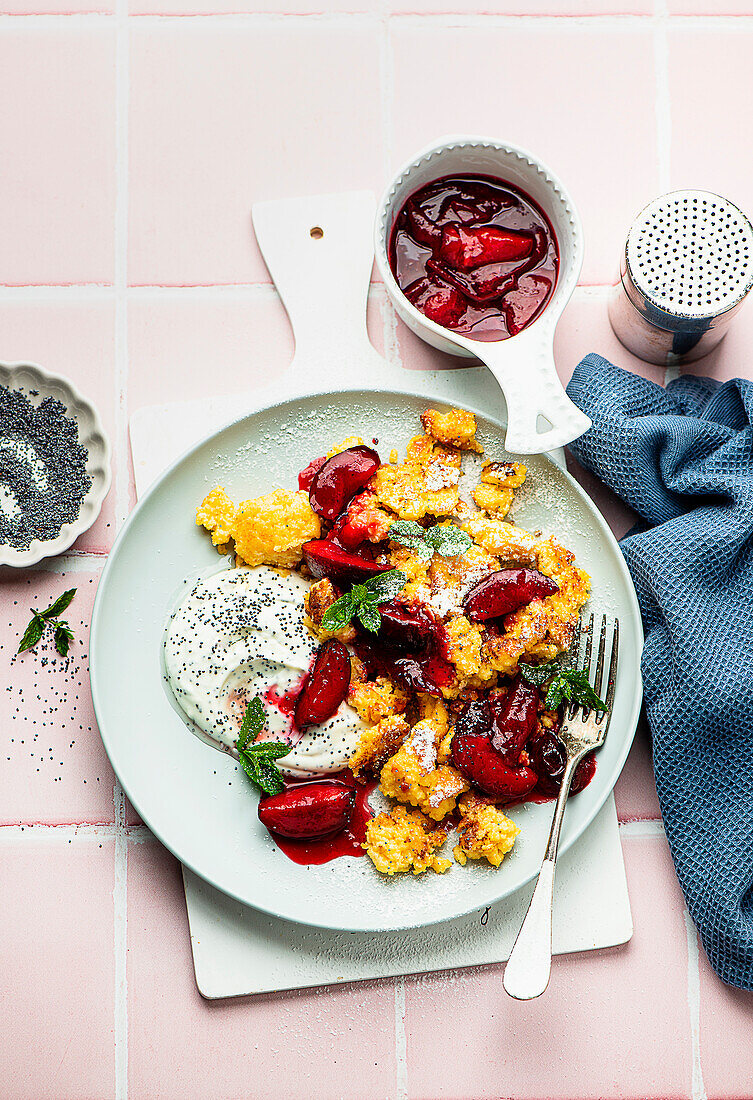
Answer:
[{"xmin": 503, "ymin": 754, "xmax": 580, "ymax": 1000}]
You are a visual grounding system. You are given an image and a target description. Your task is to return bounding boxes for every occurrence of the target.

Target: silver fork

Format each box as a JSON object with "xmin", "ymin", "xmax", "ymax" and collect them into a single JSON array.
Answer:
[{"xmin": 503, "ymin": 613, "xmax": 619, "ymax": 1001}]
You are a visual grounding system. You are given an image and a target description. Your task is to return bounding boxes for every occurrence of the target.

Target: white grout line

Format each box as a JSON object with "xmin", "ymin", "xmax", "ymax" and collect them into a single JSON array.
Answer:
[
  {"xmin": 618, "ymin": 818, "xmax": 666, "ymax": 838},
  {"xmin": 113, "ymin": 0, "xmax": 130, "ymax": 1094},
  {"xmin": 684, "ymin": 907, "xmax": 708, "ymax": 1100},
  {"xmin": 394, "ymin": 976, "xmax": 408, "ymax": 1100},
  {"xmin": 0, "ymin": 822, "xmax": 151, "ymax": 842}
]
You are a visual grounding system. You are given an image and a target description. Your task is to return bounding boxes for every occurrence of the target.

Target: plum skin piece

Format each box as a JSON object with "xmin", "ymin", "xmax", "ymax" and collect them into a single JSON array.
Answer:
[
  {"xmin": 294, "ymin": 639, "xmax": 351, "ymax": 730},
  {"xmin": 463, "ymin": 568, "xmax": 558, "ymax": 622},
  {"xmin": 258, "ymin": 781, "xmax": 355, "ymax": 839}
]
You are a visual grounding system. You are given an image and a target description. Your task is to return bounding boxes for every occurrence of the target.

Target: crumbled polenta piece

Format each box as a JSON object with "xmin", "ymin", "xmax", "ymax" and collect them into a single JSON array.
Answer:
[
  {"xmin": 232, "ymin": 489, "xmax": 320, "ymax": 569},
  {"xmin": 453, "ymin": 793, "xmax": 519, "ymax": 867},
  {"xmin": 417, "ymin": 694, "xmax": 450, "ymax": 737},
  {"xmin": 421, "ymin": 407, "xmax": 482, "ymax": 452},
  {"xmin": 443, "ymin": 615, "xmax": 490, "ymax": 682},
  {"xmin": 349, "ymin": 714, "xmax": 410, "ymax": 781},
  {"xmin": 348, "ymin": 674, "xmax": 408, "ymax": 726},
  {"xmin": 196, "ymin": 486, "xmax": 236, "ymax": 548},
  {"xmin": 373, "ymin": 435, "xmax": 461, "ymax": 521},
  {"xmin": 461, "ymin": 515, "xmax": 539, "ymax": 564},
  {"xmin": 380, "ymin": 718, "xmax": 469, "ymax": 821},
  {"xmin": 472, "ymin": 461, "xmax": 527, "ymax": 517},
  {"xmin": 364, "ymin": 806, "xmax": 451, "ymax": 875}
]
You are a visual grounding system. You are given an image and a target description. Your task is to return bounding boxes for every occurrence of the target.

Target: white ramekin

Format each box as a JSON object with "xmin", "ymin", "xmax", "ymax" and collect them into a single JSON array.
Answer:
[{"xmin": 374, "ymin": 135, "xmax": 590, "ymax": 454}]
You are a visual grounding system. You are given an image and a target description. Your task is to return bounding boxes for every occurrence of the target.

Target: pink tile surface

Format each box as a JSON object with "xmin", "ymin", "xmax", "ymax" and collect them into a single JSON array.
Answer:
[
  {"xmin": 2, "ymin": 0, "xmax": 114, "ymax": 10},
  {"xmin": 0, "ymin": 569, "xmax": 117, "ymax": 824},
  {"xmin": 127, "ymin": 291, "xmax": 387, "ymax": 410},
  {"xmin": 128, "ymin": 22, "xmax": 384, "ymax": 286},
  {"xmin": 0, "ymin": 299, "xmax": 117, "ymax": 551},
  {"xmin": 698, "ymin": 943, "xmax": 753, "ymax": 1098},
  {"xmin": 613, "ymin": 715, "xmax": 661, "ymax": 822},
  {"xmin": 0, "ymin": 26, "xmax": 115, "ymax": 285},
  {"xmin": 404, "ymin": 834, "xmax": 691, "ymax": 1099},
  {"xmin": 127, "ymin": 838, "xmax": 397, "ymax": 1100},
  {"xmin": 0, "ymin": 837, "xmax": 115, "ymax": 1099},
  {"xmin": 669, "ymin": 26, "xmax": 753, "ymax": 222},
  {"xmin": 390, "ymin": 23, "xmax": 658, "ymax": 286}
]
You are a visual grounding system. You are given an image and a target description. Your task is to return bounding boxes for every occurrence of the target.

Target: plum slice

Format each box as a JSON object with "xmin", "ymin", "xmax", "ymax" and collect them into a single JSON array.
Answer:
[
  {"xmin": 463, "ymin": 568, "xmax": 559, "ymax": 622},
  {"xmin": 258, "ymin": 780, "xmax": 354, "ymax": 839},
  {"xmin": 450, "ymin": 728, "xmax": 538, "ymax": 801},
  {"xmin": 437, "ymin": 225, "xmax": 534, "ymax": 272},
  {"xmin": 294, "ymin": 639, "xmax": 351, "ymax": 730},
  {"xmin": 404, "ymin": 276, "xmax": 468, "ymax": 329},
  {"xmin": 309, "ymin": 445, "xmax": 380, "ymax": 522},
  {"xmin": 489, "ymin": 675, "xmax": 540, "ymax": 764},
  {"xmin": 302, "ymin": 540, "xmax": 390, "ymax": 587}
]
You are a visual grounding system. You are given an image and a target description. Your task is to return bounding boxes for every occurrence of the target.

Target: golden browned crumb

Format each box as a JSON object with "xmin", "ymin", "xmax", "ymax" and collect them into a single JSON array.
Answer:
[
  {"xmin": 303, "ymin": 578, "xmax": 356, "ymax": 643},
  {"xmin": 373, "ymin": 434, "xmax": 461, "ymax": 521},
  {"xmin": 417, "ymin": 694, "xmax": 450, "ymax": 736},
  {"xmin": 231, "ymin": 489, "xmax": 321, "ymax": 568},
  {"xmin": 443, "ymin": 615, "xmax": 490, "ymax": 682},
  {"xmin": 421, "ymin": 407, "xmax": 482, "ymax": 452},
  {"xmin": 364, "ymin": 805, "xmax": 451, "ymax": 875},
  {"xmin": 472, "ymin": 461, "xmax": 527, "ymax": 517},
  {"xmin": 196, "ymin": 486, "xmax": 236, "ymax": 548},
  {"xmin": 349, "ymin": 714, "xmax": 410, "ymax": 781},
  {"xmin": 453, "ymin": 792, "xmax": 520, "ymax": 867},
  {"xmin": 348, "ymin": 674, "xmax": 408, "ymax": 726},
  {"xmin": 380, "ymin": 718, "xmax": 469, "ymax": 821}
]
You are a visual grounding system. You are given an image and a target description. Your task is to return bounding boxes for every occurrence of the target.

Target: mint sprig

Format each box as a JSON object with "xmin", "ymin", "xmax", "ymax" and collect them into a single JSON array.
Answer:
[
  {"xmin": 235, "ymin": 695, "xmax": 289, "ymax": 796},
  {"xmin": 320, "ymin": 569, "xmax": 407, "ymax": 634},
  {"xmin": 519, "ymin": 661, "xmax": 607, "ymax": 712},
  {"xmin": 17, "ymin": 589, "xmax": 77, "ymax": 656},
  {"xmin": 388, "ymin": 520, "xmax": 472, "ymax": 561}
]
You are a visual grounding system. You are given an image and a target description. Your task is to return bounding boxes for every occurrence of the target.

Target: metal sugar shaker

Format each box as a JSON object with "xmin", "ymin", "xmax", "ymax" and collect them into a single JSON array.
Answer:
[{"xmin": 608, "ymin": 190, "xmax": 753, "ymax": 366}]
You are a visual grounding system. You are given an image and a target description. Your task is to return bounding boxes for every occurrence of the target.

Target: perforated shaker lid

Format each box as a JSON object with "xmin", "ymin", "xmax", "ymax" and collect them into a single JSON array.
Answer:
[{"xmin": 623, "ymin": 190, "xmax": 753, "ymax": 329}]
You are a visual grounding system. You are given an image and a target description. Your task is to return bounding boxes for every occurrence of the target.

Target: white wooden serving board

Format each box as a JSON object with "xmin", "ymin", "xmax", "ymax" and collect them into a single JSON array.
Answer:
[{"xmin": 129, "ymin": 190, "xmax": 632, "ymax": 998}]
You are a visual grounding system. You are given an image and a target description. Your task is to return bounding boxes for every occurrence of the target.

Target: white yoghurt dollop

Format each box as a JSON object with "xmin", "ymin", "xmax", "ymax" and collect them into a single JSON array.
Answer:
[{"xmin": 164, "ymin": 565, "xmax": 366, "ymax": 776}]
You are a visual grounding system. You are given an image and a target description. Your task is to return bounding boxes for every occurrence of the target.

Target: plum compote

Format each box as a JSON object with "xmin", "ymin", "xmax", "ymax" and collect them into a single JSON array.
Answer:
[{"xmin": 389, "ymin": 175, "xmax": 558, "ymax": 342}]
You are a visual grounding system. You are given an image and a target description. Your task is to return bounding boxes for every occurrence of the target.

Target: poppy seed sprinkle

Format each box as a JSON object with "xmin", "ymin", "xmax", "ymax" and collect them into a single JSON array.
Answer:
[{"xmin": 0, "ymin": 384, "xmax": 92, "ymax": 550}]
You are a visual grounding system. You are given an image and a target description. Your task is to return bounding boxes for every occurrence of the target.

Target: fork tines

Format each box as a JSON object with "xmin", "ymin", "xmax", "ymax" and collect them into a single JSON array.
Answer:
[{"xmin": 573, "ymin": 613, "xmax": 619, "ymax": 724}]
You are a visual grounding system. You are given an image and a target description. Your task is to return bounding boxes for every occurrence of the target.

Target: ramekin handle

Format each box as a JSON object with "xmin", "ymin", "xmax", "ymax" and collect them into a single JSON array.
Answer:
[{"xmin": 472, "ymin": 326, "xmax": 591, "ymax": 455}]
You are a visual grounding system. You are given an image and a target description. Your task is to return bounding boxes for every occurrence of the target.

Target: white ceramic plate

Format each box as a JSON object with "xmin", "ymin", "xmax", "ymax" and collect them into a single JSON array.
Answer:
[
  {"xmin": 0, "ymin": 361, "xmax": 111, "ymax": 567},
  {"xmin": 90, "ymin": 390, "xmax": 643, "ymax": 933}
]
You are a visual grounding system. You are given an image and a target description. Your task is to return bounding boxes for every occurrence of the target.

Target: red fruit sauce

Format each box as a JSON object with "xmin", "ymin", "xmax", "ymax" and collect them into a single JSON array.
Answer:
[
  {"xmin": 389, "ymin": 174, "xmax": 558, "ymax": 342},
  {"xmin": 268, "ymin": 771, "xmax": 376, "ymax": 865}
]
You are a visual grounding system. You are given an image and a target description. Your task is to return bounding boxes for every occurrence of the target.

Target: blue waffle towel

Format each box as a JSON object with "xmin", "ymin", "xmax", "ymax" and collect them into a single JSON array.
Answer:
[{"xmin": 566, "ymin": 354, "xmax": 753, "ymax": 990}]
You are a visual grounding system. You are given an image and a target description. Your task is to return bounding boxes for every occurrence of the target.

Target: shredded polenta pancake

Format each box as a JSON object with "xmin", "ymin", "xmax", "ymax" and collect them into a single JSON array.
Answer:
[{"xmin": 195, "ymin": 406, "xmax": 592, "ymax": 877}]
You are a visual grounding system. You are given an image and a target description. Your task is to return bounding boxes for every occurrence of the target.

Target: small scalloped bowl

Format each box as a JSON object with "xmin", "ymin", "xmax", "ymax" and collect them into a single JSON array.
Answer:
[
  {"xmin": 0, "ymin": 361, "xmax": 112, "ymax": 567},
  {"xmin": 374, "ymin": 135, "xmax": 590, "ymax": 455}
]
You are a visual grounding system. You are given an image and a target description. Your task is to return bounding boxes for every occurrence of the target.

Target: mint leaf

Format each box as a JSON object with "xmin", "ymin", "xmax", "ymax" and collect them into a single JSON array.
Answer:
[
  {"xmin": 17, "ymin": 613, "xmax": 44, "ymax": 653},
  {"xmin": 319, "ymin": 570, "xmax": 407, "ymax": 634},
  {"xmin": 365, "ymin": 569, "xmax": 407, "ymax": 602},
  {"xmin": 54, "ymin": 622, "xmax": 73, "ymax": 657},
  {"xmin": 389, "ymin": 520, "xmax": 433, "ymax": 560},
  {"xmin": 254, "ymin": 760, "xmax": 286, "ymax": 796},
  {"xmin": 518, "ymin": 661, "xmax": 555, "ymax": 688},
  {"xmin": 545, "ymin": 669, "xmax": 607, "ymax": 712},
  {"xmin": 236, "ymin": 695, "xmax": 267, "ymax": 751},
  {"xmin": 519, "ymin": 660, "xmax": 607, "ymax": 712},
  {"xmin": 249, "ymin": 741, "xmax": 290, "ymax": 759},
  {"xmin": 42, "ymin": 588, "xmax": 76, "ymax": 620},
  {"xmin": 357, "ymin": 601, "xmax": 381, "ymax": 634},
  {"xmin": 321, "ymin": 592, "xmax": 357, "ymax": 633},
  {"xmin": 424, "ymin": 524, "xmax": 472, "ymax": 557}
]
